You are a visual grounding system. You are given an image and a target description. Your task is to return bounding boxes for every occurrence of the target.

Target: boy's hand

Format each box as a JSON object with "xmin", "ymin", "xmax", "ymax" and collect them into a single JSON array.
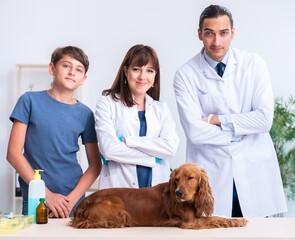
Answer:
[{"xmin": 45, "ymin": 189, "xmax": 70, "ymax": 218}]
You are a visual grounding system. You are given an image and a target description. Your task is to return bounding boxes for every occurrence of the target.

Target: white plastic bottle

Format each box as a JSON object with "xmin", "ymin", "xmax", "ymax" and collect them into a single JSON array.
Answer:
[{"xmin": 28, "ymin": 169, "xmax": 45, "ymax": 222}]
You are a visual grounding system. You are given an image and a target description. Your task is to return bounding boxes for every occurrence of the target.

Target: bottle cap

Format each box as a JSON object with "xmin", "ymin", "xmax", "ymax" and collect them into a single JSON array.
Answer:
[
  {"xmin": 39, "ymin": 198, "xmax": 46, "ymax": 202},
  {"xmin": 34, "ymin": 169, "xmax": 44, "ymax": 180}
]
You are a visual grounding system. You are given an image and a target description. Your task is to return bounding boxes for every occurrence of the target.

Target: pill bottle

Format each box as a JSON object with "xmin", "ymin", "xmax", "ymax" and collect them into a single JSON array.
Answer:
[{"xmin": 36, "ymin": 198, "xmax": 48, "ymax": 224}]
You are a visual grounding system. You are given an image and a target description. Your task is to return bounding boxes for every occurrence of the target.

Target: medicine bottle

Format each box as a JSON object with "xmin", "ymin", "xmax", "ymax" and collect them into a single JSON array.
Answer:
[{"xmin": 36, "ymin": 198, "xmax": 48, "ymax": 224}]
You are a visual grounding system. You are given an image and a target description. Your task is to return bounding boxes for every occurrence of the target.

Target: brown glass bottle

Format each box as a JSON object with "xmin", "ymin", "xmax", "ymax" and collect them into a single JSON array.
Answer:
[{"xmin": 36, "ymin": 198, "xmax": 48, "ymax": 224}]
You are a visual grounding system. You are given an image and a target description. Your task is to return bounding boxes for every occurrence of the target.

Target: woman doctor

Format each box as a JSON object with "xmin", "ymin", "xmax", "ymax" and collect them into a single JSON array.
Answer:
[{"xmin": 95, "ymin": 44, "xmax": 179, "ymax": 189}]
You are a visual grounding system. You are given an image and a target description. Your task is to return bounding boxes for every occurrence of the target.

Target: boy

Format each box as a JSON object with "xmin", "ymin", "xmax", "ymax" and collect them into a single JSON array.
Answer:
[{"xmin": 7, "ymin": 46, "xmax": 101, "ymax": 218}]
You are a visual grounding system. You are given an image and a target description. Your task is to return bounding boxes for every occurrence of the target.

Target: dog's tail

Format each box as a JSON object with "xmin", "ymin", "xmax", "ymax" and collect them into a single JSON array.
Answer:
[{"xmin": 69, "ymin": 195, "xmax": 133, "ymax": 228}]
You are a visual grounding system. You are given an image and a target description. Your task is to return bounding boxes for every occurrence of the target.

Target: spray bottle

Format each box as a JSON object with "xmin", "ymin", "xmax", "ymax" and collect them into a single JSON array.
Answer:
[{"xmin": 28, "ymin": 169, "xmax": 45, "ymax": 222}]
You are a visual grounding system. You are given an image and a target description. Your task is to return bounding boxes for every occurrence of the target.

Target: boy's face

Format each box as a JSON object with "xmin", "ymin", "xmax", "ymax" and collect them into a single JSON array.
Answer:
[{"xmin": 49, "ymin": 55, "xmax": 87, "ymax": 91}]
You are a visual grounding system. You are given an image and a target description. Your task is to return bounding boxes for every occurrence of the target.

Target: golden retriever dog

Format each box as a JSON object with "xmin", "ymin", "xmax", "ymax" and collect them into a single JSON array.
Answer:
[{"xmin": 70, "ymin": 163, "xmax": 248, "ymax": 229}]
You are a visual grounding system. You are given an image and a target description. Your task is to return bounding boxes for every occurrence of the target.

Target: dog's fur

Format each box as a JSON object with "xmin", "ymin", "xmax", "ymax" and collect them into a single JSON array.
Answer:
[{"xmin": 70, "ymin": 163, "xmax": 248, "ymax": 229}]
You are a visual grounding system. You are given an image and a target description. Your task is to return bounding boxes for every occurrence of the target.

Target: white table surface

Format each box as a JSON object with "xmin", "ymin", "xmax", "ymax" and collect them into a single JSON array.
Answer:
[{"xmin": 1, "ymin": 217, "xmax": 295, "ymax": 240}]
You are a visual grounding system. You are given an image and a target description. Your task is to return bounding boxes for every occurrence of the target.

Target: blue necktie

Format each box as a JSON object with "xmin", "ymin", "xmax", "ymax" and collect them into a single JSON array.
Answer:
[{"xmin": 216, "ymin": 62, "xmax": 226, "ymax": 77}]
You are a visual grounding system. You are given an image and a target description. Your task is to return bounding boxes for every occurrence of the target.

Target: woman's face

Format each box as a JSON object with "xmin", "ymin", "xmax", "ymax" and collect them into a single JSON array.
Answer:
[{"xmin": 124, "ymin": 62, "xmax": 156, "ymax": 99}]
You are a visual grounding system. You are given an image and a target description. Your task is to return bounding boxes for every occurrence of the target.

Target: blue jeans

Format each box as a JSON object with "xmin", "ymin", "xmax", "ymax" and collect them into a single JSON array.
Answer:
[{"xmin": 22, "ymin": 197, "xmax": 28, "ymax": 215}]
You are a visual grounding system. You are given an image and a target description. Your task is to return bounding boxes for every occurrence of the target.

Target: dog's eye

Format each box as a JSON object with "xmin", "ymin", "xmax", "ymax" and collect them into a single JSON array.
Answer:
[{"xmin": 187, "ymin": 176, "xmax": 194, "ymax": 180}]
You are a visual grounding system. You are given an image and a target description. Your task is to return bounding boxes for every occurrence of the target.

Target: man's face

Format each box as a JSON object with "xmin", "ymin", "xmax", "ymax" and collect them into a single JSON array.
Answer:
[{"xmin": 198, "ymin": 15, "xmax": 235, "ymax": 62}]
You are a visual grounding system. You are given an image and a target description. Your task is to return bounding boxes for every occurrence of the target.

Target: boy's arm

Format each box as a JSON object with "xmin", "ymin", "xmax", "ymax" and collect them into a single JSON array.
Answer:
[
  {"xmin": 7, "ymin": 120, "xmax": 35, "ymax": 185},
  {"xmin": 66, "ymin": 142, "xmax": 101, "ymax": 212}
]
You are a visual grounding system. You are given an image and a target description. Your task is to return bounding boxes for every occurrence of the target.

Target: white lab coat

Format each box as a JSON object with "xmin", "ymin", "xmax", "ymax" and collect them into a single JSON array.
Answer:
[
  {"xmin": 95, "ymin": 94, "xmax": 179, "ymax": 189},
  {"xmin": 174, "ymin": 47, "xmax": 287, "ymax": 217}
]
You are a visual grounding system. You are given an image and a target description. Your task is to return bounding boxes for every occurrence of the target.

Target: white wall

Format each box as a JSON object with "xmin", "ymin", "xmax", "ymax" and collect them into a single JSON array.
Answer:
[{"xmin": 1, "ymin": 0, "xmax": 294, "ymax": 213}]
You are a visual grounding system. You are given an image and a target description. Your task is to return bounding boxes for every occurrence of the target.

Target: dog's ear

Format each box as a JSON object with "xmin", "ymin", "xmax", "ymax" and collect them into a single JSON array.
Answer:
[
  {"xmin": 163, "ymin": 168, "xmax": 178, "ymax": 218},
  {"xmin": 169, "ymin": 169, "xmax": 178, "ymax": 195},
  {"xmin": 194, "ymin": 168, "xmax": 214, "ymax": 217}
]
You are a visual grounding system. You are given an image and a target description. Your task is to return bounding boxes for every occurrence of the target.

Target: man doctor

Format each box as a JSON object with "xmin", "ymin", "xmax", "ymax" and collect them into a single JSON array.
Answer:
[{"xmin": 174, "ymin": 4, "xmax": 287, "ymax": 217}]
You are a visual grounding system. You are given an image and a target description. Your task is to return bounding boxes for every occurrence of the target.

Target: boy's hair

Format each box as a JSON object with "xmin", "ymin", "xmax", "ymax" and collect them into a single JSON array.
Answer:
[
  {"xmin": 103, "ymin": 44, "xmax": 160, "ymax": 107},
  {"xmin": 199, "ymin": 5, "xmax": 234, "ymax": 29},
  {"xmin": 51, "ymin": 46, "xmax": 89, "ymax": 73}
]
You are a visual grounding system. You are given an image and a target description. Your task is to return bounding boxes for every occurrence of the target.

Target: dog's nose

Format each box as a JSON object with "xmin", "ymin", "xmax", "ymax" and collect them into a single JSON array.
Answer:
[{"xmin": 175, "ymin": 189, "xmax": 184, "ymax": 198}]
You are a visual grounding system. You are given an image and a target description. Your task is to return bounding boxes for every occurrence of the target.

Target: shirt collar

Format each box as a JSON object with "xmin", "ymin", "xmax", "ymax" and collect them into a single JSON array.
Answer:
[{"xmin": 203, "ymin": 48, "xmax": 229, "ymax": 68}]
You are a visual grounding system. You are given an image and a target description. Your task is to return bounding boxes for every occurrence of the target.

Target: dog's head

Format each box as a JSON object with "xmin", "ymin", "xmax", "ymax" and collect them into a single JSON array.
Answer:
[{"xmin": 168, "ymin": 163, "xmax": 214, "ymax": 217}]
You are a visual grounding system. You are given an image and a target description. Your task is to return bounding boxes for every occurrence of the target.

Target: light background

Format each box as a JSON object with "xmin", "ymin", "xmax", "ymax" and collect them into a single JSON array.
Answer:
[{"xmin": 0, "ymin": 0, "xmax": 294, "ymax": 214}]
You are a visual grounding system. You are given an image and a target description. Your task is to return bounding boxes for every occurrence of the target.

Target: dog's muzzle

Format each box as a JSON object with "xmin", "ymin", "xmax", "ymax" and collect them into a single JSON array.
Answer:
[{"xmin": 175, "ymin": 189, "xmax": 184, "ymax": 198}]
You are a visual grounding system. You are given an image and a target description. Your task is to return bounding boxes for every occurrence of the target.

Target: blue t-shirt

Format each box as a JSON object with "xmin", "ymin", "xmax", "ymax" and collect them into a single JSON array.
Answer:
[
  {"xmin": 136, "ymin": 111, "xmax": 152, "ymax": 188},
  {"xmin": 10, "ymin": 90, "xmax": 97, "ymax": 200}
]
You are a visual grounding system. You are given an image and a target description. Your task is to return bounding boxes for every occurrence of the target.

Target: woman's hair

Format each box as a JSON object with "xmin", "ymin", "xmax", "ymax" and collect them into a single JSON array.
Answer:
[
  {"xmin": 51, "ymin": 46, "xmax": 89, "ymax": 73},
  {"xmin": 199, "ymin": 5, "xmax": 234, "ymax": 29},
  {"xmin": 103, "ymin": 44, "xmax": 160, "ymax": 107}
]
